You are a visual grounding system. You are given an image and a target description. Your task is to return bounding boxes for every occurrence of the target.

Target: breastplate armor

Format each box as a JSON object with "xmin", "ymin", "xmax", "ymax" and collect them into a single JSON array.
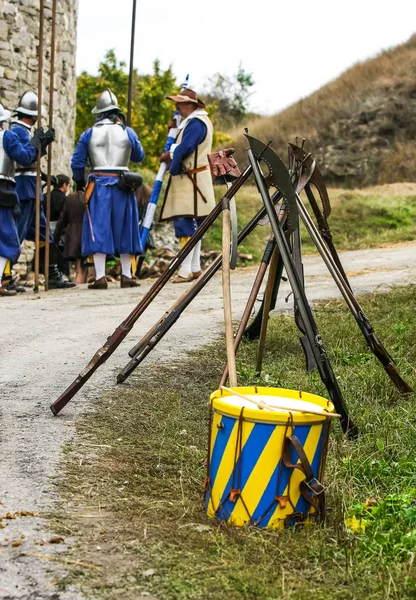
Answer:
[
  {"xmin": 88, "ymin": 122, "xmax": 131, "ymax": 170},
  {"xmin": 0, "ymin": 131, "xmax": 16, "ymax": 182}
]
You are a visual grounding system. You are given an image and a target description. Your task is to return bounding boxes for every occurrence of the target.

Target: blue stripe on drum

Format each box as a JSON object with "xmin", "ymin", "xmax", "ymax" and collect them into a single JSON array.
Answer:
[
  {"xmin": 294, "ymin": 424, "xmax": 325, "ymax": 516},
  {"xmin": 217, "ymin": 422, "xmax": 276, "ymax": 521},
  {"xmin": 254, "ymin": 424, "xmax": 311, "ymax": 527},
  {"xmin": 208, "ymin": 414, "xmax": 236, "ymax": 490}
]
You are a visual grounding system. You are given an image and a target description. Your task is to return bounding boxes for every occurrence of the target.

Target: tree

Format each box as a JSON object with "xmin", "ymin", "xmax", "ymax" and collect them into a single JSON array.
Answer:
[
  {"xmin": 75, "ymin": 51, "xmax": 177, "ymax": 171},
  {"xmin": 203, "ymin": 64, "xmax": 255, "ymax": 130}
]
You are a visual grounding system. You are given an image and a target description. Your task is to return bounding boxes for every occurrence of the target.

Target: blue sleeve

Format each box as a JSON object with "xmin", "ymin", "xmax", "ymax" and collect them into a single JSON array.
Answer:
[
  {"xmin": 71, "ymin": 129, "xmax": 92, "ymax": 180},
  {"xmin": 3, "ymin": 129, "xmax": 38, "ymax": 166},
  {"xmin": 170, "ymin": 119, "xmax": 207, "ymax": 176},
  {"xmin": 127, "ymin": 127, "xmax": 145, "ymax": 163}
]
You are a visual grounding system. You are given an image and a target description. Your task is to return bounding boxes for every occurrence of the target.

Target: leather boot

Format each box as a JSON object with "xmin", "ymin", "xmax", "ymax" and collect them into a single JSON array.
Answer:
[
  {"xmin": 0, "ymin": 284, "xmax": 17, "ymax": 297},
  {"xmin": 2, "ymin": 276, "xmax": 26, "ymax": 293},
  {"xmin": 120, "ymin": 275, "xmax": 140, "ymax": 288},
  {"xmin": 48, "ymin": 264, "xmax": 76, "ymax": 289},
  {"xmin": 88, "ymin": 276, "xmax": 108, "ymax": 290}
]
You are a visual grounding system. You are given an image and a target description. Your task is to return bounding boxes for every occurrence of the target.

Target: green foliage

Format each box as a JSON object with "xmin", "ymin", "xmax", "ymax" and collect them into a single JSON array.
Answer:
[
  {"xmin": 75, "ymin": 50, "xmax": 177, "ymax": 171},
  {"xmin": 347, "ymin": 491, "xmax": 416, "ymax": 559},
  {"xmin": 203, "ymin": 64, "xmax": 255, "ymax": 130}
]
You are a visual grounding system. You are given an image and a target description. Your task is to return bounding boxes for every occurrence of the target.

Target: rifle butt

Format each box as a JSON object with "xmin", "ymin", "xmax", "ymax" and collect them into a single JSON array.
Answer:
[
  {"xmin": 50, "ymin": 326, "xmax": 130, "ymax": 415},
  {"xmin": 299, "ymin": 335, "xmax": 317, "ymax": 372},
  {"xmin": 385, "ymin": 364, "xmax": 413, "ymax": 394}
]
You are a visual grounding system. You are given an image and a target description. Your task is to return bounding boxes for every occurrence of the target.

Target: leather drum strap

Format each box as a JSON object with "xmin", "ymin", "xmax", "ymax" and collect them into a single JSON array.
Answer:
[{"xmin": 282, "ymin": 434, "xmax": 325, "ymax": 520}]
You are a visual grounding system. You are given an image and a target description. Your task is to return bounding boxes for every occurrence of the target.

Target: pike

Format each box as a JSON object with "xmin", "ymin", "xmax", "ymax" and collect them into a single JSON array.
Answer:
[
  {"xmin": 246, "ymin": 133, "xmax": 358, "ymax": 439},
  {"xmin": 44, "ymin": 0, "xmax": 57, "ymax": 291},
  {"xmin": 139, "ymin": 74, "xmax": 189, "ymax": 249},
  {"xmin": 50, "ymin": 159, "xmax": 257, "ymax": 415},
  {"xmin": 34, "ymin": 0, "xmax": 45, "ymax": 293}
]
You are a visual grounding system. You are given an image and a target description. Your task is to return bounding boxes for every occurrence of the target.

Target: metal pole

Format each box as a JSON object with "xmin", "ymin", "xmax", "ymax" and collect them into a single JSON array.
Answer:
[
  {"xmin": 127, "ymin": 0, "xmax": 137, "ymax": 127},
  {"xmin": 34, "ymin": 0, "xmax": 44, "ymax": 293},
  {"xmin": 44, "ymin": 0, "xmax": 57, "ymax": 291}
]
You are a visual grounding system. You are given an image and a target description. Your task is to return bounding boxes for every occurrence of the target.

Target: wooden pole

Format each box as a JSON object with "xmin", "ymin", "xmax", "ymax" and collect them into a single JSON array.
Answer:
[
  {"xmin": 34, "ymin": 0, "xmax": 44, "ymax": 293},
  {"xmin": 222, "ymin": 195, "xmax": 237, "ymax": 387},
  {"xmin": 127, "ymin": 0, "xmax": 137, "ymax": 127},
  {"xmin": 44, "ymin": 0, "xmax": 57, "ymax": 291}
]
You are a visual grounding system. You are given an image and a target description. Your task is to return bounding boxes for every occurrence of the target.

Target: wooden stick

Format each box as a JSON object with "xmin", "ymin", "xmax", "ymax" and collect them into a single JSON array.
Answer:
[
  {"xmin": 220, "ymin": 385, "xmax": 341, "ymax": 419},
  {"xmin": 44, "ymin": 0, "xmax": 57, "ymax": 291},
  {"xmin": 34, "ymin": 0, "xmax": 45, "ymax": 293},
  {"xmin": 222, "ymin": 194, "xmax": 237, "ymax": 387}
]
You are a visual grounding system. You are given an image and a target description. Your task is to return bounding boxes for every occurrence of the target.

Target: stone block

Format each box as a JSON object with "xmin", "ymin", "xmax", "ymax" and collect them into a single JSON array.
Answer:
[{"xmin": 4, "ymin": 69, "xmax": 17, "ymax": 80}]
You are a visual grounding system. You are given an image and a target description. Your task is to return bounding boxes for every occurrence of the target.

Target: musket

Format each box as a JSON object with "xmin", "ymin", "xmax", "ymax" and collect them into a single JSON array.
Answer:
[
  {"xmin": 247, "ymin": 134, "xmax": 358, "ymax": 439},
  {"xmin": 295, "ymin": 193, "xmax": 413, "ymax": 394},
  {"xmin": 50, "ymin": 160, "xmax": 255, "ymax": 415},
  {"xmin": 139, "ymin": 74, "xmax": 189, "ymax": 249},
  {"xmin": 118, "ymin": 192, "xmax": 287, "ymax": 384}
]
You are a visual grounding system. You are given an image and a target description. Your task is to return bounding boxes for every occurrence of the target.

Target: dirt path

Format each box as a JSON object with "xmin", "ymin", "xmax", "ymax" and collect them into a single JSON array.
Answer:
[{"xmin": 0, "ymin": 241, "xmax": 415, "ymax": 599}]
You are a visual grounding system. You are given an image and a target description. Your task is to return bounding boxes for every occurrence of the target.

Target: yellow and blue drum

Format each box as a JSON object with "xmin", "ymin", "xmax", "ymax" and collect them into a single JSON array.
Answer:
[{"xmin": 205, "ymin": 387, "xmax": 333, "ymax": 528}]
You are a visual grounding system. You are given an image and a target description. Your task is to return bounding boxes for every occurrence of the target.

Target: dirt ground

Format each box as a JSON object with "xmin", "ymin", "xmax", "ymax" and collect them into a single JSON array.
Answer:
[{"xmin": 0, "ymin": 241, "xmax": 415, "ymax": 600}]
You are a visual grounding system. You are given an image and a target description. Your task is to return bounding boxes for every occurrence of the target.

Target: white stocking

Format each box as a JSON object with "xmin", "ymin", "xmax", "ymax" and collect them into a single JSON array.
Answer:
[
  {"xmin": 177, "ymin": 251, "xmax": 192, "ymax": 278},
  {"xmin": 0, "ymin": 256, "xmax": 7, "ymax": 282},
  {"xmin": 191, "ymin": 240, "xmax": 201, "ymax": 273},
  {"xmin": 93, "ymin": 252, "xmax": 106, "ymax": 280},
  {"xmin": 120, "ymin": 254, "xmax": 132, "ymax": 277}
]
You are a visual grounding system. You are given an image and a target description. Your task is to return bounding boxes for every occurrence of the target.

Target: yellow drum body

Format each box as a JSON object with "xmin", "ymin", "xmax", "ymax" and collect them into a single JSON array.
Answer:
[{"xmin": 205, "ymin": 387, "xmax": 333, "ymax": 528}]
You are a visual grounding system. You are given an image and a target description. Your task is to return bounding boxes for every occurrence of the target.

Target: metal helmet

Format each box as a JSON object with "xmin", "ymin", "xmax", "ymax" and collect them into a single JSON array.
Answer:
[
  {"xmin": 91, "ymin": 88, "xmax": 119, "ymax": 114},
  {"xmin": 16, "ymin": 90, "xmax": 40, "ymax": 116},
  {"xmin": 0, "ymin": 104, "xmax": 12, "ymax": 123}
]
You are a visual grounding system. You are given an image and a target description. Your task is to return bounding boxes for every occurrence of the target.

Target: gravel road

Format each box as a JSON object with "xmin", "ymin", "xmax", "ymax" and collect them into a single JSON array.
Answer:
[{"xmin": 0, "ymin": 241, "xmax": 415, "ymax": 599}]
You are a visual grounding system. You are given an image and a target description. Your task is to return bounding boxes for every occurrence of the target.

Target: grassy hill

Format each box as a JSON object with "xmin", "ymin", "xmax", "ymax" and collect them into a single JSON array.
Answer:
[{"xmin": 231, "ymin": 34, "xmax": 416, "ymax": 188}]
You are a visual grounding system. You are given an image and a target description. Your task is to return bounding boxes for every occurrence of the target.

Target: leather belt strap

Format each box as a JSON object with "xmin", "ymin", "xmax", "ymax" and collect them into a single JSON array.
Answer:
[
  {"xmin": 282, "ymin": 434, "xmax": 325, "ymax": 520},
  {"xmin": 187, "ymin": 165, "xmax": 209, "ymax": 174},
  {"xmin": 184, "ymin": 170, "xmax": 208, "ymax": 204},
  {"xmin": 90, "ymin": 171, "xmax": 121, "ymax": 177}
]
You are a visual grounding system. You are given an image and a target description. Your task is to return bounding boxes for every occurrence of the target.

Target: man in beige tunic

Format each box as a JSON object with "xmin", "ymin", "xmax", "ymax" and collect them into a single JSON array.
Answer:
[{"xmin": 159, "ymin": 88, "xmax": 215, "ymax": 282}]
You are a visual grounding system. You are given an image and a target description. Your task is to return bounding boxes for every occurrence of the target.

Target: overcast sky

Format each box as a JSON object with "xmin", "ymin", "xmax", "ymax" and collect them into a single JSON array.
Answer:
[{"xmin": 76, "ymin": 0, "xmax": 415, "ymax": 115}]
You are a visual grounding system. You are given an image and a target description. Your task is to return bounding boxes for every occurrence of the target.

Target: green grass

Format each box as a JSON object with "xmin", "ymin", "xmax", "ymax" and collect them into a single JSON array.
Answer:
[
  {"xmin": 54, "ymin": 285, "xmax": 416, "ymax": 599},
  {"xmin": 200, "ymin": 185, "xmax": 416, "ymax": 264}
]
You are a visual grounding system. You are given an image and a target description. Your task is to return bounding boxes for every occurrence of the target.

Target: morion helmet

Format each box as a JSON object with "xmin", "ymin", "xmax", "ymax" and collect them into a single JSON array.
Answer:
[
  {"xmin": 91, "ymin": 88, "xmax": 119, "ymax": 114},
  {"xmin": 0, "ymin": 104, "xmax": 12, "ymax": 122},
  {"xmin": 15, "ymin": 90, "xmax": 40, "ymax": 116}
]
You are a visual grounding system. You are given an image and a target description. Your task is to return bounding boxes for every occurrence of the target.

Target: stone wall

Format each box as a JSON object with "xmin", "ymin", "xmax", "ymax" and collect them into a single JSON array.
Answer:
[{"xmin": 0, "ymin": 0, "xmax": 78, "ymax": 176}]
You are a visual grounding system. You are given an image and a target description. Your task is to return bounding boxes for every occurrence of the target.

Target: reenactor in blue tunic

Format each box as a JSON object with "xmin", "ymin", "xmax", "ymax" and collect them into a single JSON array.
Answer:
[
  {"xmin": 0, "ymin": 103, "xmax": 38, "ymax": 296},
  {"xmin": 71, "ymin": 89, "xmax": 145, "ymax": 289},
  {"xmin": 9, "ymin": 90, "xmax": 75, "ymax": 289}
]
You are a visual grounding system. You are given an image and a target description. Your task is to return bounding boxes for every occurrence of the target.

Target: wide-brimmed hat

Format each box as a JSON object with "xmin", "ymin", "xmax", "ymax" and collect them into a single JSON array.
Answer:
[{"xmin": 166, "ymin": 88, "xmax": 206, "ymax": 108}]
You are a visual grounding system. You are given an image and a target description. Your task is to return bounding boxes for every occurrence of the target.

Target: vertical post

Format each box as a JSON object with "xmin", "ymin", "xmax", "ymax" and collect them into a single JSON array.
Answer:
[
  {"xmin": 127, "ymin": 0, "xmax": 137, "ymax": 127},
  {"xmin": 34, "ymin": 0, "xmax": 44, "ymax": 293},
  {"xmin": 44, "ymin": 0, "xmax": 57, "ymax": 291}
]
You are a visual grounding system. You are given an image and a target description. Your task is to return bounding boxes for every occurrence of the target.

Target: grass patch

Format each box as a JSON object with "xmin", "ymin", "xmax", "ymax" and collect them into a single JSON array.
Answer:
[
  {"xmin": 200, "ymin": 183, "xmax": 416, "ymax": 262},
  {"xmin": 55, "ymin": 285, "xmax": 416, "ymax": 599}
]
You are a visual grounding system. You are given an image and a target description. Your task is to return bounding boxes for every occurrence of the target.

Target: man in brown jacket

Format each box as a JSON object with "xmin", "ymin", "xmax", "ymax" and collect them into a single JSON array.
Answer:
[{"xmin": 159, "ymin": 88, "xmax": 215, "ymax": 282}]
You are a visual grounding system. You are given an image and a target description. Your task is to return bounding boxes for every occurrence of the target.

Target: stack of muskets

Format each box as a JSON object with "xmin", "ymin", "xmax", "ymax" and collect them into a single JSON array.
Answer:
[
  {"xmin": 34, "ymin": 0, "xmax": 57, "ymax": 292},
  {"xmin": 49, "ymin": 133, "xmax": 412, "ymax": 442}
]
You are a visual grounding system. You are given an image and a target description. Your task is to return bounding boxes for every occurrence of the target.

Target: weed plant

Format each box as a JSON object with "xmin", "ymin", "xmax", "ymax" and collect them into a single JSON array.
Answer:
[{"xmin": 56, "ymin": 286, "xmax": 416, "ymax": 599}]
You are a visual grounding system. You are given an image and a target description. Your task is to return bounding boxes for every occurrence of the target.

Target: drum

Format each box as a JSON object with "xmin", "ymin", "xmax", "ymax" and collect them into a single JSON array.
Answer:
[{"xmin": 204, "ymin": 386, "xmax": 333, "ymax": 528}]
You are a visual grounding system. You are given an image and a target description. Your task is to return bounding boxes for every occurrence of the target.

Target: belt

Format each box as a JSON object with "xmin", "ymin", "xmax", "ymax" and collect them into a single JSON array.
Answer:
[
  {"xmin": 187, "ymin": 165, "xmax": 209, "ymax": 175},
  {"xmin": 90, "ymin": 171, "xmax": 121, "ymax": 177}
]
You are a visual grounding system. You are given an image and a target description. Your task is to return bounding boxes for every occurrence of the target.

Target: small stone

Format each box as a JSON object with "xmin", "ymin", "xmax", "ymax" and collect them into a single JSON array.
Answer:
[{"xmin": 143, "ymin": 569, "xmax": 156, "ymax": 577}]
